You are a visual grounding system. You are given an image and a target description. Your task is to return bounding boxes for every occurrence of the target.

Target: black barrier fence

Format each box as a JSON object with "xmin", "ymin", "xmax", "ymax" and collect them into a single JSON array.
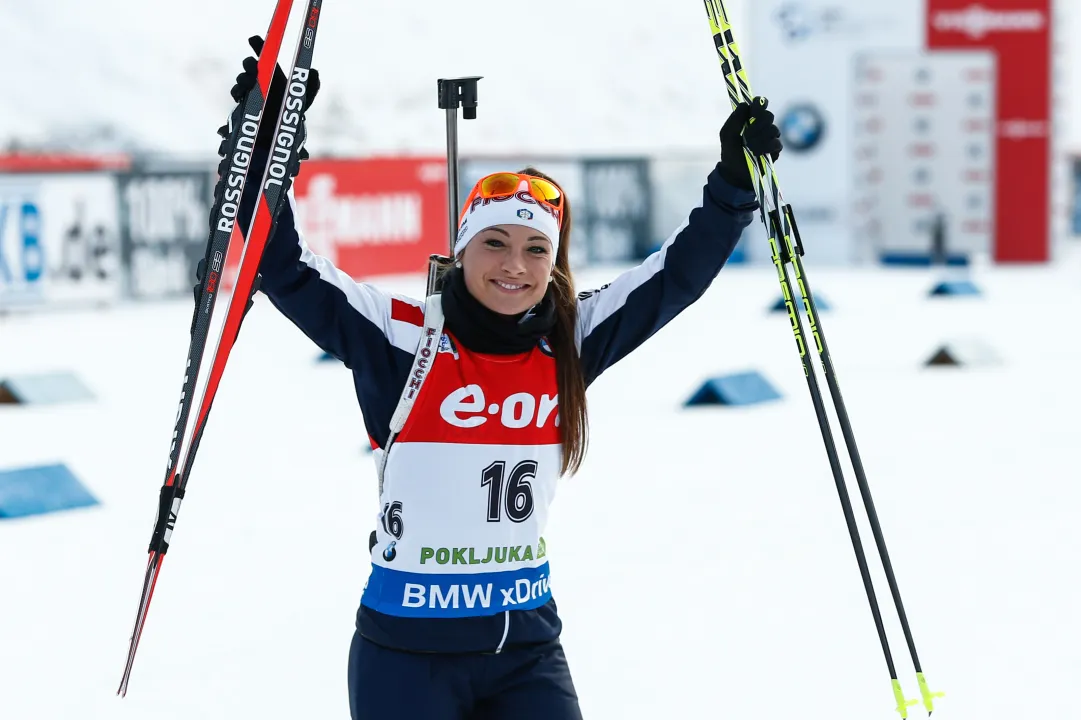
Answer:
[
  {"xmin": 1073, "ymin": 157, "xmax": 1081, "ymax": 236},
  {"xmin": 2, "ymin": 155, "xmax": 669, "ymax": 311},
  {"xmin": 579, "ymin": 158, "xmax": 653, "ymax": 263},
  {"xmin": 117, "ymin": 170, "xmax": 212, "ymax": 300}
]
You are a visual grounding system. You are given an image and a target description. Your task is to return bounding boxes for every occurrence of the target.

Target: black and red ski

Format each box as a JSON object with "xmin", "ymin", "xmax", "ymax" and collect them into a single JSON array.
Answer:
[{"xmin": 117, "ymin": 0, "xmax": 325, "ymax": 696}]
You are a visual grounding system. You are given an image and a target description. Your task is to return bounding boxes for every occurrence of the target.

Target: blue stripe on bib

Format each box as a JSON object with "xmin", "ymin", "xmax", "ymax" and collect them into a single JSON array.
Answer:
[{"xmin": 362, "ymin": 563, "xmax": 552, "ymax": 618}]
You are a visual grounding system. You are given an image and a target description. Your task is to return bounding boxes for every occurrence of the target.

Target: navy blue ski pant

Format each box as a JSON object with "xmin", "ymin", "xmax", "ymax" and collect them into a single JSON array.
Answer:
[{"xmin": 348, "ymin": 632, "xmax": 583, "ymax": 720}]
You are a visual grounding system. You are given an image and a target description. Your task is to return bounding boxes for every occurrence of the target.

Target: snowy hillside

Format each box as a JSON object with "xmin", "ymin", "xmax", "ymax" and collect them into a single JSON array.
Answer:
[{"xmin": 0, "ymin": 0, "xmax": 757, "ymax": 158}]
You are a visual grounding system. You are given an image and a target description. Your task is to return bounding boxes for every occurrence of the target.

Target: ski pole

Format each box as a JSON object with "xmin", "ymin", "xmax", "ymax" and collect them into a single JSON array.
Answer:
[{"xmin": 703, "ymin": 0, "xmax": 942, "ymax": 715}]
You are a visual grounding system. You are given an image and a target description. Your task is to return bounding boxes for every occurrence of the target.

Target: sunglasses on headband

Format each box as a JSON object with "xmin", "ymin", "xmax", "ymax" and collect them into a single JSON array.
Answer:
[{"xmin": 461, "ymin": 172, "xmax": 564, "ymax": 226}]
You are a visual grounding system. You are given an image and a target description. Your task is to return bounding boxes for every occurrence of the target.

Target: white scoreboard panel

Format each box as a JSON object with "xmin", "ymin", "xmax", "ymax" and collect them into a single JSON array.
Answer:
[{"xmin": 851, "ymin": 50, "xmax": 997, "ymax": 264}]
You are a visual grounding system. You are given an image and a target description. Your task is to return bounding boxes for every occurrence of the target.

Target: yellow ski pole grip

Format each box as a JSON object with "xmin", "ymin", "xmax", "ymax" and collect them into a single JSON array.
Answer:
[
  {"xmin": 892, "ymin": 679, "xmax": 919, "ymax": 718},
  {"xmin": 916, "ymin": 672, "xmax": 945, "ymax": 714}
]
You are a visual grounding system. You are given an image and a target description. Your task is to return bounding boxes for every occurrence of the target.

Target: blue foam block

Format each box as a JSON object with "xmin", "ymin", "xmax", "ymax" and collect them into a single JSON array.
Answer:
[
  {"xmin": 770, "ymin": 294, "xmax": 830, "ymax": 313},
  {"xmin": 0, "ymin": 372, "xmax": 94, "ymax": 405},
  {"xmin": 880, "ymin": 252, "xmax": 970, "ymax": 267},
  {"xmin": 684, "ymin": 372, "xmax": 782, "ymax": 407},
  {"xmin": 928, "ymin": 280, "xmax": 981, "ymax": 297},
  {"xmin": 0, "ymin": 463, "xmax": 99, "ymax": 519},
  {"xmin": 316, "ymin": 351, "xmax": 337, "ymax": 363}
]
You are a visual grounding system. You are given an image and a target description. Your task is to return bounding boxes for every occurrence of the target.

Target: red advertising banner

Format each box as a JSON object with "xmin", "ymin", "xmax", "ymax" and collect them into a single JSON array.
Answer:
[
  {"xmin": 292, "ymin": 157, "xmax": 448, "ymax": 277},
  {"xmin": 221, "ymin": 157, "xmax": 447, "ymax": 291},
  {"xmin": 0, "ymin": 153, "xmax": 131, "ymax": 173},
  {"xmin": 927, "ymin": 0, "xmax": 1052, "ymax": 262}
]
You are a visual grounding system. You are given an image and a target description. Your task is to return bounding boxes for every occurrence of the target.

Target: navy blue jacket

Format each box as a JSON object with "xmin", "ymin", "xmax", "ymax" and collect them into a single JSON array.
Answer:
[{"xmin": 250, "ymin": 164, "xmax": 756, "ymax": 652}]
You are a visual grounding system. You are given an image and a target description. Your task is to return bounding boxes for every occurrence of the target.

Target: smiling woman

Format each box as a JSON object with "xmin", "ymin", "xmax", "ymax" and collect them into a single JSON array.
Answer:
[
  {"xmin": 453, "ymin": 169, "xmax": 566, "ymax": 313},
  {"xmin": 460, "ymin": 223, "xmax": 553, "ymax": 315},
  {"xmin": 227, "ymin": 35, "xmax": 782, "ymax": 720},
  {"xmin": 440, "ymin": 166, "xmax": 587, "ymax": 480}
]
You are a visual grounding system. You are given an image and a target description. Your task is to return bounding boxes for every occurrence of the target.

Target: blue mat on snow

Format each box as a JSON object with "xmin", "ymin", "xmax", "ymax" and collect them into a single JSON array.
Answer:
[
  {"xmin": 928, "ymin": 280, "xmax": 982, "ymax": 297},
  {"xmin": 770, "ymin": 294, "xmax": 831, "ymax": 313},
  {"xmin": 0, "ymin": 372, "xmax": 94, "ymax": 405},
  {"xmin": 684, "ymin": 372, "xmax": 782, "ymax": 407},
  {"xmin": 0, "ymin": 463, "xmax": 99, "ymax": 519}
]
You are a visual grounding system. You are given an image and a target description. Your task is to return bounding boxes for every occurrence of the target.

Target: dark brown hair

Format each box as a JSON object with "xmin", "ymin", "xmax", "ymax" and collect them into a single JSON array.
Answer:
[{"xmin": 518, "ymin": 166, "xmax": 588, "ymax": 475}]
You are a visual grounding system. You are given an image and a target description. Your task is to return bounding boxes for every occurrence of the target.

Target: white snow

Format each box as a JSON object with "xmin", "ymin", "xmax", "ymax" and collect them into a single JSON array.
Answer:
[{"xmin": 1, "ymin": 246, "xmax": 1079, "ymax": 718}]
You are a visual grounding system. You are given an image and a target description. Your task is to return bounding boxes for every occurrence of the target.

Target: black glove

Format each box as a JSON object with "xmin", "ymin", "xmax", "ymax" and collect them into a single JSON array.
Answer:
[
  {"xmin": 717, "ymin": 96, "xmax": 783, "ymax": 191},
  {"xmin": 216, "ymin": 35, "xmax": 321, "ymax": 160},
  {"xmin": 209, "ymin": 36, "xmax": 322, "ymax": 233}
]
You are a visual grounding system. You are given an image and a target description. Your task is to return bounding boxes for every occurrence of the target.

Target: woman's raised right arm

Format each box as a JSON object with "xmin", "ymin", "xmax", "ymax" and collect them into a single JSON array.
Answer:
[
  {"xmin": 250, "ymin": 187, "xmax": 425, "ymax": 375},
  {"xmin": 220, "ymin": 38, "xmax": 424, "ymax": 375}
]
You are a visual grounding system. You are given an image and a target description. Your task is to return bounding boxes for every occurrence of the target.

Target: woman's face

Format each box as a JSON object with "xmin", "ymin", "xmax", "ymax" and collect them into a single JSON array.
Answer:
[{"xmin": 460, "ymin": 223, "xmax": 553, "ymax": 316}]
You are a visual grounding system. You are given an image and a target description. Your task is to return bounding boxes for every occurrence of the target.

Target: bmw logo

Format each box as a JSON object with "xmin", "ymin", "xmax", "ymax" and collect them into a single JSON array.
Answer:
[
  {"xmin": 779, "ymin": 104, "xmax": 826, "ymax": 152},
  {"xmin": 382, "ymin": 543, "xmax": 397, "ymax": 562}
]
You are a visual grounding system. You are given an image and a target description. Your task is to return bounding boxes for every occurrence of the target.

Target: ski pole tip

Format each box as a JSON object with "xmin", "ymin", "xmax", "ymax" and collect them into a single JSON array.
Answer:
[
  {"xmin": 891, "ymin": 679, "xmax": 919, "ymax": 719},
  {"xmin": 916, "ymin": 672, "xmax": 944, "ymax": 714}
]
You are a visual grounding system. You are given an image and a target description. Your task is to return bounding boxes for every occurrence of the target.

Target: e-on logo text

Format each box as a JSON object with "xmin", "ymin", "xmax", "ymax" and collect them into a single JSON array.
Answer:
[{"xmin": 439, "ymin": 385, "xmax": 559, "ymax": 429}]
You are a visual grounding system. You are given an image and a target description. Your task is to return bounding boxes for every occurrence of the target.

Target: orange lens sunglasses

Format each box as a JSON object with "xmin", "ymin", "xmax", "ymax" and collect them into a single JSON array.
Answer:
[{"xmin": 461, "ymin": 172, "xmax": 564, "ymax": 225}]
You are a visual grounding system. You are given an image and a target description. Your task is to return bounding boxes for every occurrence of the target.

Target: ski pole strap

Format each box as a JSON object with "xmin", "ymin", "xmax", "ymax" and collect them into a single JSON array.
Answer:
[
  {"xmin": 377, "ymin": 294, "xmax": 445, "ymax": 494},
  {"xmin": 148, "ymin": 484, "xmax": 185, "ymax": 554}
]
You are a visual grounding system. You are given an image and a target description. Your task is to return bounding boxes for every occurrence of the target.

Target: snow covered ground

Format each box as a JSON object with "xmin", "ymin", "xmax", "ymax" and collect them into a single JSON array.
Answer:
[{"xmin": 2, "ymin": 248, "xmax": 1079, "ymax": 718}]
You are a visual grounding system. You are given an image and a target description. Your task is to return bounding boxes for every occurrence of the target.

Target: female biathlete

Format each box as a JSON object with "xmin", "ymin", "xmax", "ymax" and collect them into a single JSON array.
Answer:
[{"xmin": 226, "ymin": 38, "xmax": 782, "ymax": 720}]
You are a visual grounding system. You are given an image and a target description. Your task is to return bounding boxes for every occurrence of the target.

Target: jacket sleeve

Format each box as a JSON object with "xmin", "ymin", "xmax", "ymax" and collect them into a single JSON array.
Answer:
[
  {"xmin": 575, "ymin": 164, "xmax": 758, "ymax": 385},
  {"xmin": 250, "ymin": 186, "xmax": 422, "ymax": 447}
]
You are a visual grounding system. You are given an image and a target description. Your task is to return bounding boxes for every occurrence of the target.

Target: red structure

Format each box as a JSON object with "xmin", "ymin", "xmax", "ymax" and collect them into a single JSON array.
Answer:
[{"xmin": 927, "ymin": 0, "xmax": 1053, "ymax": 262}]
